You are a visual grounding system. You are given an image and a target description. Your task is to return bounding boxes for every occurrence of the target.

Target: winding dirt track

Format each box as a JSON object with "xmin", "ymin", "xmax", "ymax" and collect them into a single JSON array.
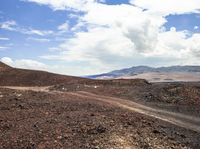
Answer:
[
  {"xmin": 2, "ymin": 86, "xmax": 200, "ymax": 133},
  {"xmin": 1, "ymin": 86, "xmax": 50, "ymax": 92}
]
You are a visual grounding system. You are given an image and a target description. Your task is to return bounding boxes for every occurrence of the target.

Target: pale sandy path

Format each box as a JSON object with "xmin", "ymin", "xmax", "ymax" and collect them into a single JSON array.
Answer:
[
  {"xmin": 1, "ymin": 86, "xmax": 50, "ymax": 92},
  {"xmin": 1, "ymin": 86, "xmax": 200, "ymax": 133}
]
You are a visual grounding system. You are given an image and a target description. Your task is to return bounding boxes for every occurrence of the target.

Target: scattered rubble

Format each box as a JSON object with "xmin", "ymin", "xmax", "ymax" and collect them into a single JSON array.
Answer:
[
  {"xmin": 0, "ymin": 88, "xmax": 200, "ymax": 148},
  {"xmin": 0, "ymin": 62, "xmax": 200, "ymax": 148}
]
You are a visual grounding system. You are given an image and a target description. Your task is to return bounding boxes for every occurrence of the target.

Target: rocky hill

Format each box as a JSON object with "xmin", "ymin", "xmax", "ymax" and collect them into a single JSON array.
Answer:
[{"xmin": 0, "ymin": 62, "xmax": 86, "ymax": 86}]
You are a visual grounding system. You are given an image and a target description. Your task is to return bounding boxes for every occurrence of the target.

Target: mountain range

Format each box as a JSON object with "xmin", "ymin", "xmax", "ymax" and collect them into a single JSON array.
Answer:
[{"xmin": 88, "ymin": 66, "xmax": 200, "ymax": 82}]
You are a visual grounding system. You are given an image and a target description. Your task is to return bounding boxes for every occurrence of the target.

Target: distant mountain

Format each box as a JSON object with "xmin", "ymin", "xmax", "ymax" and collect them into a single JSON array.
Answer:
[{"xmin": 88, "ymin": 66, "xmax": 200, "ymax": 82}]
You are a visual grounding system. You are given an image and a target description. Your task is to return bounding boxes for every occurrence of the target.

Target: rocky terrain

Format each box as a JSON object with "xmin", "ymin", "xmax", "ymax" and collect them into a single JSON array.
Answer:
[{"xmin": 0, "ymin": 62, "xmax": 200, "ymax": 149}]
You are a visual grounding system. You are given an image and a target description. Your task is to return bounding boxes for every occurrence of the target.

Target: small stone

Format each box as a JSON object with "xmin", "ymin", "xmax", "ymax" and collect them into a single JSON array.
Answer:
[
  {"xmin": 96, "ymin": 125, "xmax": 106, "ymax": 133},
  {"xmin": 29, "ymin": 143, "xmax": 36, "ymax": 149},
  {"xmin": 90, "ymin": 113, "xmax": 95, "ymax": 116},
  {"xmin": 57, "ymin": 136, "xmax": 62, "ymax": 139},
  {"xmin": 152, "ymin": 129, "xmax": 160, "ymax": 134}
]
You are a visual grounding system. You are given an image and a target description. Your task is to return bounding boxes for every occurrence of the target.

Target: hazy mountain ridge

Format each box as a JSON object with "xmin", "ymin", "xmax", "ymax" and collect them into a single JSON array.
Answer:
[{"xmin": 89, "ymin": 66, "xmax": 200, "ymax": 81}]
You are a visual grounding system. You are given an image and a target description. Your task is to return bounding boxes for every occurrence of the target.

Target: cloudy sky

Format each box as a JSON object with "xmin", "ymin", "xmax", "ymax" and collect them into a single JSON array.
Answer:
[{"xmin": 0, "ymin": 0, "xmax": 200, "ymax": 76}]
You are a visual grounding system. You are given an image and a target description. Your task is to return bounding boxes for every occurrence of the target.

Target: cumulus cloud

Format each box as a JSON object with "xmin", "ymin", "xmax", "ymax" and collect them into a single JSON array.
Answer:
[
  {"xmin": 130, "ymin": 0, "xmax": 200, "ymax": 15},
  {"xmin": 21, "ymin": 0, "xmax": 200, "ymax": 74},
  {"xmin": 41, "ymin": 4, "xmax": 164, "ymax": 60},
  {"xmin": 22, "ymin": 0, "xmax": 96, "ymax": 11}
]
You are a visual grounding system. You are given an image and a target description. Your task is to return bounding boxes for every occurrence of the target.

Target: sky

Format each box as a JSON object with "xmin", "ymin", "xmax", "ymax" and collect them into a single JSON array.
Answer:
[{"xmin": 0, "ymin": 0, "xmax": 200, "ymax": 76}]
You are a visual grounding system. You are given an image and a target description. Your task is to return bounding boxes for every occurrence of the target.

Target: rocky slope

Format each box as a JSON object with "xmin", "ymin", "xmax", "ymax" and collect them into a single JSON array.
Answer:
[{"xmin": 0, "ymin": 62, "xmax": 86, "ymax": 86}]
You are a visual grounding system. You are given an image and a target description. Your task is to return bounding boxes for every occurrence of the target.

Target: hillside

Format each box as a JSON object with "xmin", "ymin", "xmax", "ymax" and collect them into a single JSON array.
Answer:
[
  {"xmin": 0, "ymin": 62, "xmax": 12, "ymax": 70},
  {"xmin": 0, "ymin": 62, "xmax": 86, "ymax": 86}
]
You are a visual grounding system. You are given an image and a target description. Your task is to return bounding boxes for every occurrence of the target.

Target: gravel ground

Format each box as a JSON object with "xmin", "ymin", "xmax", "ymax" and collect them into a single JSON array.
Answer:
[{"xmin": 0, "ymin": 88, "xmax": 200, "ymax": 149}]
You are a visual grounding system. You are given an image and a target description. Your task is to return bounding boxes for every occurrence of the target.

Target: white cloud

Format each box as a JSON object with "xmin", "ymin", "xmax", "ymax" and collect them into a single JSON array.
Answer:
[
  {"xmin": 23, "ymin": 0, "xmax": 96, "ymax": 11},
  {"xmin": 194, "ymin": 26, "xmax": 199, "ymax": 30},
  {"xmin": 0, "ymin": 37, "xmax": 10, "ymax": 41},
  {"xmin": 41, "ymin": 4, "xmax": 165, "ymax": 65},
  {"xmin": 24, "ymin": 0, "xmax": 200, "ymax": 15},
  {"xmin": 1, "ymin": 57, "xmax": 48, "ymax": 70},
  {"xmin": 1, "ymin": 57, "xmax": 13, "ymax": 64},
  {"xmin": 58, "ymin": 21, "xmax": 69, "ymax": 32},
  {"xmin": 44, "ymin": 26, "xmax": 135, "ymax": 59},
  {"xmin": 0, "ymin": 20, "xmax": 17, "ymax": 31},
  {"xmin": 0, "ymin": 46, "xmax": 9, "ymax": 50},
  {"xmin": 21, "ymin": 28, "xmax": 54, "ymax": 36},
  {"xmin": 130, "ymin": 0, "xmax": 200, "ymax": 15},
  {"xmin": 39, "ymin": 2, "xmax": 200, "ymax": 74},
  {"xmin": 27, "ymin": 37, "xmax": 50, "ymax": 42},
  {"xmin": 18, "ymin": 1, "xmax": 200, "ymax": 74},
  {"xmin": 0, "ymin": 20, "xmax": 54, "ymax": 36},
  {"xmin": 15, "ymin": 59, "xmax": 48, "ymax": 70}
]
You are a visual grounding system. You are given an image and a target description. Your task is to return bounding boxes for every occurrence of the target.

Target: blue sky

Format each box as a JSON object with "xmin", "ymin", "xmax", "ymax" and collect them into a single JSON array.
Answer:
[{"xmin": 0, "ymin": 0, "xmax": 200, "ymax": 75}]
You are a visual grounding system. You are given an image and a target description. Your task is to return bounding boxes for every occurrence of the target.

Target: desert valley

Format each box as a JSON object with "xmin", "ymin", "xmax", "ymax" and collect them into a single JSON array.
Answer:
[
  {"xmin": 0, "ymin": 62, "xmax": 200, "ymax": 149},
  {"xmin": 1, "ymin": 0, "xmax": 200, "ymax": 148}
]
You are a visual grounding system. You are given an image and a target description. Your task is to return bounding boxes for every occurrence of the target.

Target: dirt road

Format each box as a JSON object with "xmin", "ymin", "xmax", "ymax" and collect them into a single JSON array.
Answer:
[
  {"xmin": 1, "ymin": 86, "xmax": 50, "ymax": 92},
  {"xmin": 71, "ymin": 91, "xmax": 200, "ymax": 133},
  {"xmin": 2, "ymin": 86, "xmax": 200, "ymax": 133}
]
